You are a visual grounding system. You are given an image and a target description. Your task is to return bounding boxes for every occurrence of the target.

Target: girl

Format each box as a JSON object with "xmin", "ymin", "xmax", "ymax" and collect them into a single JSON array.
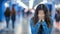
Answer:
[
  {"xmin": 30, "ymin": 4, "xmax": 53, "ymax": 34},
  {"xmin": 4, "ymin": 7, "xmax": 11, "ymax": 29},
  {"xmin": 11, "ymin": 5, "xmax": 16, "ymax": 29}
]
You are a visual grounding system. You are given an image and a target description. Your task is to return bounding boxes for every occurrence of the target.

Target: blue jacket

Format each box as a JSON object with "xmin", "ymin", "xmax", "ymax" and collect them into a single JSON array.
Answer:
[{"xmin": 30, "ymin": 18, "xmax": 52, "ymax": 34}]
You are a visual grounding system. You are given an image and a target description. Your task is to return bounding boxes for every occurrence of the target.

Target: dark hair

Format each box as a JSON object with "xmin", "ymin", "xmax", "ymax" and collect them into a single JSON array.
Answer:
[
  {"xmin": 12, "ymin": 5, "xmax": 16, "ymax": 14},
  {"xmin": 6, "ymin": 7, "xmax": 10, "ymax": 11},
  {"xmin": 33, "ymin": 4, "xmax": 51, "ymax": 28},
  {"xmin": 4, "ymin": 7, "xmax": 11, "ymax": 17}
]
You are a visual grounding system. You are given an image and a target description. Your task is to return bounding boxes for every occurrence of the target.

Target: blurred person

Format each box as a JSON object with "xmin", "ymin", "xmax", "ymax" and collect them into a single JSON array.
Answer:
[
  {"xmin": 22, "ymin": 8, "xmax": 25, "ymax": 17},
  {"xmin": 11, "ymin": 5, "xmax": 16, "ymax": 29},
  {"xmin": 30, "ymin": 4, "xmax": 53, "ymax": 34},
  {"xmin": 26, "ymin": 10, "xmax": 32, "ymax": 16},
  {"xmin": 55, "ymin": 10, "xmax": 60, "ymax": 22},
  {"xmin": 55, "ymin": 10, "xmax": 60, "ymax": 29},
  {"xmin": 4, "ymin": 7, "xmax": 11, "ymax": 29},
  {"xmin": 17, "ymin": 9, "xmax": 20, "ymax": 18}
]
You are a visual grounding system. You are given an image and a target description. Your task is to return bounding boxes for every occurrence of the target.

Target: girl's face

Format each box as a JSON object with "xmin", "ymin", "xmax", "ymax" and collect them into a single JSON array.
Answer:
[{"xmin": 38, "ymin": 10, "xmax": 45, "ymax": 19}]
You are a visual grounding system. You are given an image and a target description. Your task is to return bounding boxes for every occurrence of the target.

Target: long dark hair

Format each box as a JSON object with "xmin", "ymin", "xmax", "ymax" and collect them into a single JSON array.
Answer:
[
  {"xmin": 4, "ymin": 7, "xmax": 11, "ymax": 17},
  {"xmin": 33, "ymin": 4, "xmax": 51, "ymax": 28},
  {"xmin": 12, "ymin": 5, "xmax": 16, "ymax": 15}
]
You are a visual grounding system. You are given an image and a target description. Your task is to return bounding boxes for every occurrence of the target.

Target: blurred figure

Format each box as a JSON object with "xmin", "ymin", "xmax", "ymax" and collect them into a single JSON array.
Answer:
[
  {"xmin": 26, "ymin": 10, "xmax": 32, "ymax": 17},
  {"xmin": 55, "ymin": 9, "xmax": 60, "ymax": 29},
  {"xmin": 11, "ymin": 5, "xmax": 16, "ymax": 29},
  {"xmin": 55, "ymin": 10, "xmax": 60, "ymax": 22},
  {"xmin": 30, "ymin": 4, "xmax": 53, "ymax": 34},
  {"xmin": 22, "ymin": 8, "xmax": 25, "ymax": 17},
  {"xmin": 4, "ymin": 7, "xmax": 11, "ymax": 29},
  {"xmin": 17, "ymin": 9, "xmax": 20, "ymax": 18}
]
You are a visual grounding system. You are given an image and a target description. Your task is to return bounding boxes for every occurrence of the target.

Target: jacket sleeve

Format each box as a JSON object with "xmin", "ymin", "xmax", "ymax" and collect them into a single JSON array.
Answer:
[
  {"xmin": 42, "ymin": 22, "xmax": 50, "ymax": 34},
  {"xmin": 49, "ymin": 18, "xmax": 53, "ymax": 34},
  {"xmin": 30, "ymin": 18, "xmax": 35, "ymax": 34}
]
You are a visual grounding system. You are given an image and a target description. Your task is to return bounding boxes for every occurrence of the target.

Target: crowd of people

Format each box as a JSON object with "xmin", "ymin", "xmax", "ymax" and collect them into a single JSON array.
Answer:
[{"xmin": 54, "ymin": 9, "xmax": 60, "ymax": 29}]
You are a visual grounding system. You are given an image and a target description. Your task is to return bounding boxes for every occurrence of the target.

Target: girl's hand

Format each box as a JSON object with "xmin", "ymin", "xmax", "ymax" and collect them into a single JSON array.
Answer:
[{"xmin": 38, "ymin": 19, "xmax": 41, "ymax": 22}]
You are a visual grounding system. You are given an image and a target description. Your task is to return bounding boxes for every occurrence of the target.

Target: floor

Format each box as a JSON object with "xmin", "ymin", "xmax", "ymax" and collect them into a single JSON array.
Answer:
[{"xmin": 0, "ymin": 16, "xmax": 60, "ymax": 34}]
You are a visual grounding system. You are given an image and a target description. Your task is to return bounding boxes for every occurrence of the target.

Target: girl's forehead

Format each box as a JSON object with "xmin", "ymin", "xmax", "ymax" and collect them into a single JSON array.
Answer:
[
  {"xmin": 38, "ymin": 10, "xmax": 44, "ymax": 11},
  {"xmin": 38, "ymin": 10, "xmax": 44, "ymax": 13}
]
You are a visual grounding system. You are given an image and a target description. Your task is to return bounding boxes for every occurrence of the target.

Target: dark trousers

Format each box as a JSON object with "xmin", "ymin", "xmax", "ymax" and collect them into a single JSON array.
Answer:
[
  {"xmin": 11, "ymin": 15, "xmax": 16, "ymax": 29},
  {"xmin": 5, "ymin": 17, "xmax": 10, "ymax": 28},
  {"xmin": 12, "ymin": 21, "xmax": 15, "ymax": 29}
]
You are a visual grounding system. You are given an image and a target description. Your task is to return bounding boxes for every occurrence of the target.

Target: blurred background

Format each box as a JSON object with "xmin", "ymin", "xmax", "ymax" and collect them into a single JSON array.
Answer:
[{"xmin": 0, "ymin": 0, "xmax": 60, "ymax": 34}]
